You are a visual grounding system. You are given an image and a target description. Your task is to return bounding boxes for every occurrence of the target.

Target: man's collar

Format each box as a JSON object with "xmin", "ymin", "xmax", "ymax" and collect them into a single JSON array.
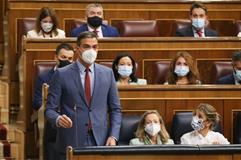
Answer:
[{"xmin": 87, "ymin": 25, "xmax": 102, "ymax": 32}]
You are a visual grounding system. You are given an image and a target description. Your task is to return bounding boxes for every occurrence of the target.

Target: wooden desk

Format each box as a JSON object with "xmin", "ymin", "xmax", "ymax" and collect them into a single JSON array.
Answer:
[{"xmin": 67, "ymin": 145, "xmax": 241, "ymax": 160}]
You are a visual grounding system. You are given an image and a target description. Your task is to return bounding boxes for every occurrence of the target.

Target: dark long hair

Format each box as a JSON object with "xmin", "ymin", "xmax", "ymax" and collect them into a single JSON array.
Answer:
[
  {"xmin": 35, "ymin": 7, "xmax": 58, "ymax": 35},
  {"xmin": 112, "ymin": 53, "xmax": 137, "ymax": 82}
]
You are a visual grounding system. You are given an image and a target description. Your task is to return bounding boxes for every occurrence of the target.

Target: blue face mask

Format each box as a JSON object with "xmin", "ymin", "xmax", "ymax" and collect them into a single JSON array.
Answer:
[
  {"xmin": 192, "ymin": 18, "xmax": 205, "ymax": 29},
  {"xmin": 174, "ymin": 65, "xmax": 190, "ymax": 77},
  {"xmin": 118, "ymin": 65, "xmax": 133, "ymax": 78},
  {"xmin": 235, "ymin": 70, "xmax": 241, "ymax": 81}
]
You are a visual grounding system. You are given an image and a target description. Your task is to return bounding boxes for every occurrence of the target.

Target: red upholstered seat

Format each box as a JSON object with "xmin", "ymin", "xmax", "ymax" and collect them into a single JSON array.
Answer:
[
  {"xmin": 235, "ymin": 20, "xmax": 241, "ymax": 35},
  {"xmin": 35, "ymin": 61, "xmax": 56, "ymax": 77},
  {"xmin": 175, "ymin": 19, "xmax": 191, "ymax": 32},
  {"xmin": 17, "ymin": 18, "xmax": 36, "ymax": 53},
  {"xmin": 152, "ymin": 61, "xmax": 170, "ymax": 84},
  {"xmin": 118, "ymin": 20, "xmax": 159, "ymax": 37},
  {"xmin": 210, "ymin": 61, "xmax": 233, "ymax": 84}
]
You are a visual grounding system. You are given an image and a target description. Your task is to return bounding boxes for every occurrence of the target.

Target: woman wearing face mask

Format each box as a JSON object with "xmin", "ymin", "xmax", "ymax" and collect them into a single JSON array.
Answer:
[
  {"xmin": 129, "ymin": 110, "xmax": 173, "ymax": 145},
  {"xmin": 27, "ymin": 7, "xmax": 65, "ymax": 38},
  {"xmin": 181, "ymin": 103, "xmax": 230, "ymax": 145},
  {"xmin": 112, "ymin": 53, "xmax": 147, "ymax": 85},
  {"xmin": 165, "ymin": 51, "xmax": 201, "ymax": 85}
]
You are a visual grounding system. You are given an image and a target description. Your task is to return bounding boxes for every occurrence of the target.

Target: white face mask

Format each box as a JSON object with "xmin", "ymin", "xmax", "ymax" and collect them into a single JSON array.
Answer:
[
  {"xmin": 191, "ymin": 116, "xmax": 204, "ymax": 131},
  {"xmin": 41, "ymin": 22, "xmax": 53, "ymax": 33},
  {"xmin": 174, "ymin": 65, "xmax": 190, "ymax": 77},
  {"xmin": 81, "ymin": 49, "xmax": 97, "ymax": 64},
  {"xmin": 118, "ymin": 65, "xmax": 133, "ymax": 78},
  {"xmin": 192, "ymin": 18, "xmax": 205, "ymax": 30},
  {"xmin": 144, "ymin": 123, "xmax": 161, "ymax": 136},
  {"xmin": 234, "ymin": 69, "xmax": 241, "ymax": 81}
]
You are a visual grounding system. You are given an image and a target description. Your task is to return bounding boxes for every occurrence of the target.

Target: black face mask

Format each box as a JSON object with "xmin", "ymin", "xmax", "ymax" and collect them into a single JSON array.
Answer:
[
  {"xmin": 58, "ymin": 60, "xmax": 71, "ymax": 68},
  {"xmin": 87, "ymin": 16, "xmax": 103, "ymax": 28}
]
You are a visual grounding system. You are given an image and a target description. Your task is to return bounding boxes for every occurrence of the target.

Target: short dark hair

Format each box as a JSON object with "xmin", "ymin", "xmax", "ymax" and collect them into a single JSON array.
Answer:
[
  {"xmin": 55, "ymin": 43, "xmax": 74, "ymax": 55},
  {"xmin": 112, "ymin": 52, "xmax": 138, "ymax": 82},
  {"xmin": 36, "ymin": 7, "xmax": 58, "ymax": 34},
  {"xmin": 232, "ymin": 51, "xmax": 241, "ymax": 62},
  {"xmin": 190, "ymin": 2, "xmax": 207, "ymax": 15},
  {"xmin": 77, "ymin": 31, "xmax": 97, "ymax": 46}
]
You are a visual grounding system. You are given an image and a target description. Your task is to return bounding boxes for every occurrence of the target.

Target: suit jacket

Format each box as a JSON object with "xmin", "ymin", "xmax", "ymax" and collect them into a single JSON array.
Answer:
[
  {"xmin": 33, "ymin": 68, "xmax": 55, "ymax": 110},
  {"xmin": 175, "ymin": 25, "xmax": 218, "ymax": 37},
  {"xmin": 45, "ymin": 62, "xmax": 122, "ymax": 153},
  {"xmin": 71, "ymin": 24, "xmax": 119, "ymax": 37},
  {"xmin": 33, "ymin": 68, "xmax": 57, "ymax": 143},
  {"xmin": 217, "ymin": 74, "xmax": 235, "ymax": 84},
  {"xmin": 27, "ymin": 29, "xmax": 66, "ymax": 38}
]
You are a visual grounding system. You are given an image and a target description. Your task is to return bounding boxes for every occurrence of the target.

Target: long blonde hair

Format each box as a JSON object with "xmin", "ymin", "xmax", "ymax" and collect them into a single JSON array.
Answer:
[
  {"xmin": 135, "ymin": 110, "xmax": 170, "ymax": 144},
  {"xmin": 195, "ymin": 103, "xmax": 220, "ymax": 130}
]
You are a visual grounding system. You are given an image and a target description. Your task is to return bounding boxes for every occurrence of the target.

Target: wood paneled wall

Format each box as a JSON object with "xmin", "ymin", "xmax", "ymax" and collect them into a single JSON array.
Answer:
[{"xmin": 0, "ymin": 0, "xmax": 5, "ymax": 66}]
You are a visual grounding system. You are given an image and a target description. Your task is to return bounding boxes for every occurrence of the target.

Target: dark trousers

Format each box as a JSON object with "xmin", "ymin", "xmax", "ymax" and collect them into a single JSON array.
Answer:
[{"xmin": 56, "ymin": 131, "xmax": 97, "ymax": 160}]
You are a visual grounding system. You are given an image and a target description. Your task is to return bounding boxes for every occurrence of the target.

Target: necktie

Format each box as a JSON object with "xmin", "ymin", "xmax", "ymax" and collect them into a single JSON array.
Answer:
[
  {"xmin": 93, "ymin": 30, "xmax": 99, "ymax": 37},
  {"xmin": 85, "ymin": 67, "xmax": 92, "ymax": 131},
  {"xmin": 196, "ymin": 30, "xmax": 203, "ymax": 37},
  {"xmin": 85, "ymin": 67, "xmax": 91, "ymax": 106}
]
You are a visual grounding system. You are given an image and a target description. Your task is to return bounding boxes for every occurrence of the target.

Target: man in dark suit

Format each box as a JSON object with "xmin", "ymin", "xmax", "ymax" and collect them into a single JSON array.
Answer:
[
  {"xmin": 33, "ymin": 43, "xmax": 74, "ymax": 160},
  {"xmin": 71, "ymin": 3, "xmax": 119, "ymax": 37},
  {"xmin": 217, "ymin": 51, "xmax": 241, "ymax": 85},
  {"xmin": 176, "ymin": 2, "xmax": 218, "ymax": 37},
  {"xmin": 45, "ymin": 31, "xmax": 122, "ymax": 159}
]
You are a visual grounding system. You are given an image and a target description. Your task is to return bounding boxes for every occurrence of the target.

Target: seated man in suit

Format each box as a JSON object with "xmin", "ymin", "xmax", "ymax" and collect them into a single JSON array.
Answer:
[
  {"xmin": 175, "ymin": 2, "xmax": 218, "ymax": 37},
  {"xmin": 33, "ymin": 43, "xmax": 74, "ymax": 160},
  {"xmin": 217, "ymin": 51, "xmax": 241, "ymax": 85},
  {"xmin": 71, "ymin": 3, "xmax": 119, "ymax": 37}
]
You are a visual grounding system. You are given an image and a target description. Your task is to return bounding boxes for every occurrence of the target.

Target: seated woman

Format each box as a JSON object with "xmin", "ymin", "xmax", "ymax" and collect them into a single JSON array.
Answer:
[
  {"xmin": 27, "ymin": 7, "xmax": 65, "ymax": 38},
  {"xmin": 112, "ymin": 53, "xmax": 147, "ymax": 85},
  {"xmin": 129, "ymin": 110, "xmax": 173, "ymax": 145},
  {"xmin": 181, "ymin": 103, "xmax": 230, "ymax": 145},
  {"xmin": 165, "ymin": 51, "xmax": 201, "ymax": 85}
]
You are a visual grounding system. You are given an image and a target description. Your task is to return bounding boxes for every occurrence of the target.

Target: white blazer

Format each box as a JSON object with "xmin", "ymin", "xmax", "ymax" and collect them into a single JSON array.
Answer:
[
  {"xmin": 27, "ymin": 29, "xmax": 65, "ymax": 38},
  {"xmin": 238, "ymin": 32, "xmax": 241, "ymax": 37},
  {"xmin": 181, "ymin": 130, "xmax": 230, "ymax": 145}
]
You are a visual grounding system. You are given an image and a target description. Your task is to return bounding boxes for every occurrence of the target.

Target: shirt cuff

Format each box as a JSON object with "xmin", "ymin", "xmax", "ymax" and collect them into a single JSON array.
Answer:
[
  {"xmin": 56, "ymin": 116, "xmax": 61, "ymax": 127},
  {"xmin": 110, "ymin": 136, "xmax": 118, "ymax": 142}
]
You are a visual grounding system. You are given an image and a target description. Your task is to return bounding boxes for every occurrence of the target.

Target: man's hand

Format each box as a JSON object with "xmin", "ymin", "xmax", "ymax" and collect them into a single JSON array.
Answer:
[
  {"xmin": 105, "ymin": 136, "xmax": 117, "ymax": 146},
  {"xmin": 58, "ymin": 114, "xmax": 73, "ymax": 128}
]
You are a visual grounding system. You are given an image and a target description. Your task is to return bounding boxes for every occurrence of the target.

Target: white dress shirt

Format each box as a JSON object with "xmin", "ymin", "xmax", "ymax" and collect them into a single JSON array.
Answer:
[
  {"xmin": 76, "ymin": 60, "xmax": 95, "ymax": 96},
  {"xmin": 87, "ymin": 25, "xmax": 103, "ymax": 38},
  {"xmin": 181, "ymin": 130, "xmax": 230, "ymax": 145},
  {"xmin": 193, "ymin": 28, "xmax": 205, "ymax": 37}
]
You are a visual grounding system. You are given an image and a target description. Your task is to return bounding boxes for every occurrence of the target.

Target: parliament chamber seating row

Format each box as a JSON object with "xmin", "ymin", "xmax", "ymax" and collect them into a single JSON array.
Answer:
[
  {"xmin": 17, "ymin": 18, "xmax": 241, "ymax": 51},
  {"xmin": 4, "ymin": 1, "xmax": 241, "ymax": 158},
  {"xmin": 35, "ymin": 59, "xmax": 233, "ymax": 85},
  {"xmin": 120, "ymin": 112, "xmax": 222, "ymax": 145},
  {"xmin": 15, "ymin": 18, "xmax": 241, "ymax": 57}
]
